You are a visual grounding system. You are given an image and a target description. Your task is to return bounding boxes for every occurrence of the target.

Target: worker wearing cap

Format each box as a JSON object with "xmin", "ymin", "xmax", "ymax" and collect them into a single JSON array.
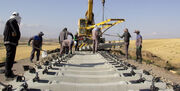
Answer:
[
  {"xmin": 3, "ymin": 12, "xmax": 21, "ymax": 78},
  {"xmin": 28, "ymin": 32, "xmax": 44, "ymax": 62},
  {"xmin": 92, "ymin": 26, "xmax": 101, "ymax": 53},
  {"xmin": 120, "ymin": 28, "xmax": 131, "ymax": 59},
  {"xmin": 134, "ymin": 30, "xmax": 142, "ymax": 63}
]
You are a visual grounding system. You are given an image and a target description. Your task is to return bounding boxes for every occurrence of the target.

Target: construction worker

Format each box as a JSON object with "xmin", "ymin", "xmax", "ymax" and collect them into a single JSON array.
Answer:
[
  {"xmin": 28, "ymin": 32, "xmax": 44, "ymax": 63},
  {"xmin": 92, "ymin": 26, "xmax": 101, "ymax": 53},
  {"xmin": 120, "ymin": 28, "xmax": 131, "ymax": 59},
  {"xmin": 60, "ymin": 39, "xmax": 74, "ymax": 55},
  {"xmin": 74, "ymin": 32, "xmax": 79, "ymax": 51},
  {"xmin": 134, "ymin": 30, "xmax": 142, "ymax": 63},
  {"xmin": 59, "ymin": 27, "xmax": 73, "ymax": 54},
  {"xmin": 3, "ymin": 12, "xmax": 21, "ymax": 78},
  {"xmin": 59, "ymin": 27, "xmax": 73, "ymax": 46}
]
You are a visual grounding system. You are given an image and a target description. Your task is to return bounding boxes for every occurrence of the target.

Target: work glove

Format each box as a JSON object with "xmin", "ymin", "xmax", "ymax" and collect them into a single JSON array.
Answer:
[{"xmin": 73, "ymin": 37, "xmax": 76, "ymax": 41}]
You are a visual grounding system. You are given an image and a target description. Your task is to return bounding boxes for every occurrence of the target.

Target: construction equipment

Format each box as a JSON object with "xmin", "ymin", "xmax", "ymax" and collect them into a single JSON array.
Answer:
[
  {"xmin": 0, "ymin": 82, "xmax": 13, "ymax": 91},
  {"xmin": 78, "ymin": 0, "xmax": 125, "ymax": 50},
  {"xmin": 33, "ymin": 72, "xmax": 40, "ymax": 82},
  {"xmin": 16, "ymin": 76, "xmax": 25, "ymax": 82},
  {"xmin": 20, "ymin": 82, "xmax": 28, "ymax": 91}
]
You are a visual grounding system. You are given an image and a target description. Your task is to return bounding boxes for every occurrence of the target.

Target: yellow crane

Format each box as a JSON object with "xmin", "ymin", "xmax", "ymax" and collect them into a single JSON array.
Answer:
[{"xmin": 78, "ymin": 0, "xmax": 125, "ymax": 50}]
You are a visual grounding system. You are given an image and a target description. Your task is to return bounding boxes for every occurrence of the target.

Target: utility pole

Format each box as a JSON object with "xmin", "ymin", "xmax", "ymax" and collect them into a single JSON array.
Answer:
[{"xmin": 102, "ymin": 0, "xmax": 105, "ymax": 22}]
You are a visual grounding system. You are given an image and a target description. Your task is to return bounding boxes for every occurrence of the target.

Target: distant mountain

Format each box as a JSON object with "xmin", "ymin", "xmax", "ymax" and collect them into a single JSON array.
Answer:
[
  {"xmin": 0, "ymin": 35, "xmax": 58, "ymax": 43},
  {"xmin": 20, "ymin": 37, "xmax": 58, "ymax": 42},
  {"xmin": 19, "ymin": 37, "xmax": 29, "ymax": 42}
]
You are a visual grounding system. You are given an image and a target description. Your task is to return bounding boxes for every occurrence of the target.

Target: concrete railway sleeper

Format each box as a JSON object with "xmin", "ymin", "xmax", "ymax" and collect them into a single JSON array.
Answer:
[
  {"xmin": 0, "ymin": 51, "xmax": 177, "ymax": 91},
  {"xmin": 100, "ymin": 51, "xmax": 180, "ymax": 91}
]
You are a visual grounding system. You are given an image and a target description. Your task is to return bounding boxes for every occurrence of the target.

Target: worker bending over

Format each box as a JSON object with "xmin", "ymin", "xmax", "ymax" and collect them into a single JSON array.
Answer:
[
  {"xmin": 28, "ymin": 32, "xmax": 44, "ymax": 63},
  {"xmin": 60, "ymin": 39, "xmax": 74, "ymax": 55}
]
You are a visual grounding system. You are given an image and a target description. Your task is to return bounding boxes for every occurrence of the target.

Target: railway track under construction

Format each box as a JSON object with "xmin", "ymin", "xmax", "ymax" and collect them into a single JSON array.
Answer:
[{"xmin": 0, "ymin": 51, "xmax": 177, "ymax": 91}]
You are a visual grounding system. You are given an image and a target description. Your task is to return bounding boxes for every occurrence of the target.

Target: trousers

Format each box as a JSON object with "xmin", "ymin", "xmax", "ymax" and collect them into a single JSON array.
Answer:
[
  {"xmin": 5, "ymin": 44, "xmax": 17, "ymax": 77},
  {"xmin": 93, "ymin": 39, "xmax": 98, "ymax": 53},
  {"xmin": 125, "ymin": 42, "xmax": 129, "ymax": 59},
  {"xmin": 136, "ymin": 45, "xmax": 142, "ymax": 62},
  {"xmin": 30, "ymin": 48, "xmax": 40, "ymax": 61}
]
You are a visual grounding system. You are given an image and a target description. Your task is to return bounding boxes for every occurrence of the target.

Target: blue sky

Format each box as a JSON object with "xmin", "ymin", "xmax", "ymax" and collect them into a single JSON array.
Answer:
[{"xmin": 0, "ymin": 0, "xmax": 180, "ymax": 40}]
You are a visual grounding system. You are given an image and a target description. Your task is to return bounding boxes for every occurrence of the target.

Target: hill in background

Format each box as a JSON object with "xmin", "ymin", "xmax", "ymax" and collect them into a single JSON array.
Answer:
[
  {"xmin": 0, "ymin": 35, "xmax": 58, "ymax": 43},
  {"xmin": 19, "ymin": 37, "xmax": 58, "ymax": 43}
]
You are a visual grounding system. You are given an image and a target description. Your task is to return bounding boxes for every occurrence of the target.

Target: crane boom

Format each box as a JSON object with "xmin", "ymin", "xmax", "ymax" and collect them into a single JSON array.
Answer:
[
  {"xmin": 85, "ymin": 0, "xmax": 94, "ymax": 25},
  {"xmin": 78, "ymin": 0, "xmax": 125, "ymax": 50}
]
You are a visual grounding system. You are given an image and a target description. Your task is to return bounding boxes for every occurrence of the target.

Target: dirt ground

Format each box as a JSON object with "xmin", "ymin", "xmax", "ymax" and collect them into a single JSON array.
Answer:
[
  {"xmin": 129, "ymin": 39, "xmax": 180, "ymax": 67},
  {"xmin": 112, "ymin": 43, "xmax": 180, "ymax": 75},
  {"xmin": 127, "ymin": 59, "xmax": 180, "ymax": 85},
  {"xmin": 0, "ymin": 58, "xmax": 35, "ymax": 84},
  {"xmin": 125, "ymin": 57, "xmax": 180, "ymax": 85}
]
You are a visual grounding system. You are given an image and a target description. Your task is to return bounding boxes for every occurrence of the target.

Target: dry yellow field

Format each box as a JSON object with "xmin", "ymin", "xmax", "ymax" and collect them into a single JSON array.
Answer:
[
  {"xmin": 129, "ymin": 39, "xmax": 180, "ymax": 65},
  {"xmin": 0, "ymin": 43, "xmax": 60, "ymax": 63},
  {"xmin": 1, "ymin": 39, "xmax": 180, "ymax": 66}
]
